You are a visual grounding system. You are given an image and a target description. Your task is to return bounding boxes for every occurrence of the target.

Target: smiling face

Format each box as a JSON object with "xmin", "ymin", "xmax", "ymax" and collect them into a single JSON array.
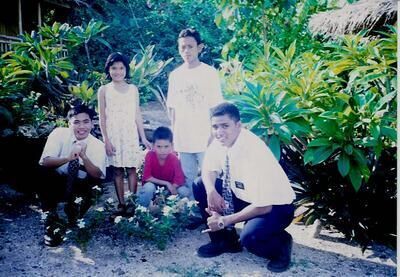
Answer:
[
  {"xmin": 108, "ymin": 61, "xmax": 127, "ymax": 82},
  {"xmin": 211, "ymin": 114, "xmax": 241, "ymax": 148},
  {"xmin": 178, "ymin": 36, "xmax": 203, "ymax": 67},
  {"xmin": 69, "ymin": 112, "xmax": 93, "ymax": 141},
  {"xmin": 153, "ymin": 139, "xmax": 173, "ymax": 160}
]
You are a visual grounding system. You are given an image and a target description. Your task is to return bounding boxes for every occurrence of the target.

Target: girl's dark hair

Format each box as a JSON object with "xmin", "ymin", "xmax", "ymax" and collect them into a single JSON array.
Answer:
[
  {"xmin": 152, "ymin": 126, "xmax": 173, "ymax": 143},
  {"xmin": 104, "ymin": 52, "xmax": 130, "ymax": 80},
  {"xmin": 178, "ymin": 28, "xmax": 202, "ymax": 45}
]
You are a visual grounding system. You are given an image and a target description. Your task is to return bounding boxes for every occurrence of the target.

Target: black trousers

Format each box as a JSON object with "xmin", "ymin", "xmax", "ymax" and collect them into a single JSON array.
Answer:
[
  {"xmin": 37, "ymin": 166, "xmax": 100, "ymax": 220},
  {"xmin": 193, "ymin": 177, "xmax": 294, "ymax": 260}
]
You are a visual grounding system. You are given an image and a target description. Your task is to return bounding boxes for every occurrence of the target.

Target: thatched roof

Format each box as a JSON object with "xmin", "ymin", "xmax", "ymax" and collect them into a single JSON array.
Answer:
[{"xmin": 308, "ymin": 0, "xmax": 397, "ymax": 38}]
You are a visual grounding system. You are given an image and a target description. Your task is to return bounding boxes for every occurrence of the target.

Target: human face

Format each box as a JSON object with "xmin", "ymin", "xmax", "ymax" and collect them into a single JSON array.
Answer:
[
  {"xmin": 153, "ymin": 139, "xmax": 173, "ymax": 160},
  {"xmin": 211, "ymin": 115, "xmax": 241, "ymax": 148},
  {"xmin": 108, "ymin": 61, "xmax": 127, "ymax": 82},
  {"xmin": 69, "ymin": 112, "xmax": 93, "ymax": 141},
  {"xmin": 178, "ymin": 36, "xmax": 203, "ymax": 67}
]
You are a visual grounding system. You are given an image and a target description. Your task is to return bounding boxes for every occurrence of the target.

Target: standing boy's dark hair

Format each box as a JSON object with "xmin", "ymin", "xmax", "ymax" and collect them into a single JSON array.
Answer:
[
  {"xmin": 178, "ymin": 28, "xmax": 202, "ymax": 45},
  {"xmin": 104, "ymin": 52, "xmax": 130, "ymax": 80},
  {"xmin": 67, "ymin": 104, "xmax": 96, "ymax": 120},
  {"xmin": 211, "ymin": 102, "xmax": 241, "ymax": 123},
  {"xmin": 152, "ymin": 126, "xmax": 173, "ymax": 143}
]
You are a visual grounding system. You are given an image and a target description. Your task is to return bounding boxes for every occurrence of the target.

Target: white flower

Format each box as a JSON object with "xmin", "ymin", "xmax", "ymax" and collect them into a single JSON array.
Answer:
[
  {"xmin": 92, "ymin": 185, "xmax": 101, "ymax": 191},
  {"xmin": 167, "ymin": 195, "xmax": 178, "ymax": 201},
  {"xmin": 124, "ymin": 191, "xmax": 133, "ymax": 198},
  {"xmin": 155, "ymin": 186, "xmax": 165, "ymax": 194},
  {"xmin": 40, "ymin": 211, "xmax": 49, "ymax": 221},
  {"xmin": 179, "ymin": 197, "xmax": 189, "ymax": 204},
  {"xmin": 53, "ymin": 228, "xmax": 60, "ymax": 234},
  {"xmin": 187, "ymin": 200, "xmax": 198, "ymax": 209},
  {"xmin": 162, "ymin": 206, "xmax": 173, "ymax": 216},
  {"xmin": 136, "ymin": 205, "xmax": 148, "ymax": 213},
  {"xmin": 74, "ymin": 197, "xmax": 83, "ymax": 204},
  {"xmin": 114, "ymin": 216, "xmax": 123, "ymax": 224},
  {"xmin": 128, "ymin": 217, "xmax": 134, "ymax": 222},
  {"xmin": 77, "ymin": 219, "xmax": 85, "ymax": 229},
  {"xmin": 106, "ymin": 198, "xmax": 114, "ymax": 204},
  {"xmin": 95, "ymin": 207, "xmax": 104, "ymax": 212}
]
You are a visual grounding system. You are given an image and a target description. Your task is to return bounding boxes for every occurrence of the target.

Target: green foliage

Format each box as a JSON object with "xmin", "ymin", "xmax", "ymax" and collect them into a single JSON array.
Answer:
[
  {"xmin": 215, "ymin": 0, "xmax": 331, "ymax": 59},
  {"xmin": 68, "ymin": 0, "xmax": 229, "ymax": 100},
  {"xmin": 129, "ymin": 45, "xmax": 173, "ymax": 104},
  {"xmin": 0, "ymin": 20, "xmax": 110, "ymax": 136},
  {"xmin": 226, "ymin": 29, "xmax": 397, "ymax": 248}
]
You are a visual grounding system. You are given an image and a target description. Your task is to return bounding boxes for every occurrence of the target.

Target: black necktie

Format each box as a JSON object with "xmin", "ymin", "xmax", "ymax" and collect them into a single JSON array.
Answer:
[
  {"xmin": 66, "ymin": 158, "xmax": 80, "ymax": 198},
  {"xmin": 222, "ymin": 155, "xmax": 235, "ymax": 217}
]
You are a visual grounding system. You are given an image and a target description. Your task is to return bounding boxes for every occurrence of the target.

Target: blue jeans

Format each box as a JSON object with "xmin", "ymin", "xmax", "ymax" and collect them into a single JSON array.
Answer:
[
  {"xmin": 179, "ymin": 152, "xmax": 204, "ymax": 200},
  {"xmin": 193, "ymin": 177, "xmax": 294, "ymax": 259},
  {"xmin": 137, "ymin": 182, "xmax": 191, "ymax": 207}
]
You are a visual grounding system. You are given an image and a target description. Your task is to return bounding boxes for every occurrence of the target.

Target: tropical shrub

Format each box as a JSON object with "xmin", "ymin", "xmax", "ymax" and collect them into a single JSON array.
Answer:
[
  {"xmin": 224, "ymin": 28, "xmax": 397, "ymax": 248},
  {"xmin": 0, "ymin": 21, "xmax": 109, "ymax": 136}
]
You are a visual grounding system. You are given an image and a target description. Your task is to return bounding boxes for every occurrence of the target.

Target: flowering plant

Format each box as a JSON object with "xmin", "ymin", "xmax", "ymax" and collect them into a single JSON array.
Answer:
[{"xmin": 41, "ymin": 183, "xmax": 198, "ymax": 250}]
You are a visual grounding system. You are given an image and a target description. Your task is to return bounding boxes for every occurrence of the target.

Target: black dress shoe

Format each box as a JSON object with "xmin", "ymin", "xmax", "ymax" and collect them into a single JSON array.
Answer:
[
  {"xmin": 197, "ymin": 240, "xmax": 242, "ymax": 258},
  {"xmin": 267, "ymin": 235, "xmax": 293, "ymax": 273}
]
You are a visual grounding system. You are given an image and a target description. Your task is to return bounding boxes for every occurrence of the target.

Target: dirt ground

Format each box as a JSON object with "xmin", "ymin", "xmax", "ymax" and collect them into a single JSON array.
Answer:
[{"xmin": 0, "ymin": 182, "xmax": 396, "ymax": 277}]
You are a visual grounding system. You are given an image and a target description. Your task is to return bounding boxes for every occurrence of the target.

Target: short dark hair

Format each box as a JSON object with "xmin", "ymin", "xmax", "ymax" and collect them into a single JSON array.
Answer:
[
  {"xmin": 211, "ymin": 102, "xmax": 241, "ymax": 122},
  {"xmin": 104, "ymin": 52, "xmax": 130, "ymax": 80},
  {"xmin": 153, "ymin": 126, "xmax": 173, "ymax": 143},
  {"xmin": 178, "ymin": 28, "xmax": 202, "ymax": 45},
  {"xmin": 67, "ymin": 104, "xmax": 96, "ymax": 121}
]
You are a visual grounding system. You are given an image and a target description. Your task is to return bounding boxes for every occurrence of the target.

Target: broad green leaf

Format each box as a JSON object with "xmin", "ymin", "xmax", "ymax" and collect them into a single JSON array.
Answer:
[
  {"xmin": 268, "ymin": 135, "xmax": 281, "ymax": 161},
  {"xmin": 307, "ymin": 138, "xmax": 332, "ymax": 147},
  {"xmin": 310, "ymin": 146, "xmax": 335, "ymax": 165},
  {"xmin": 381, "ymin": 126, "xmax": 397, "ymax": 142},
  {"xmin": 349, "ymin": 167, "xmax": 362, "ymax": 192},
  {"xmin": 338, "ymin": 153, "xmax": 350, "ymax": 176}
]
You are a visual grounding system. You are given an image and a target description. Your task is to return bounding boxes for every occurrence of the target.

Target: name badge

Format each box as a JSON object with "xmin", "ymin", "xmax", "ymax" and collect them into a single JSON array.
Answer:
[{"xmin": 235, "ymin": 181, "xmax": 245, "ymax": 190}]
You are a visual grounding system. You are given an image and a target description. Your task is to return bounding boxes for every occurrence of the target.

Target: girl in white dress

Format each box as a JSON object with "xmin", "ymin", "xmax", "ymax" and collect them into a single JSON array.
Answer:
[{"xmin": 98, "ymin": 52, "xmax": 151, "ymax": 213}]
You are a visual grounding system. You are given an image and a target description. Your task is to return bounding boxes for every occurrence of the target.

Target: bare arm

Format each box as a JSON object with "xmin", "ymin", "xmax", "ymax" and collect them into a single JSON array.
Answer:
[
  {"xmin": 42, "ymin": 144, "xmax": 81, "ymax": 168},
  {"xmin": 97, "ymin": 86, "xmax": 108, "ymax": 142},
  {"xmin": 204, "ymin": 204, "xmax": 272, "ymax": 233},
  {"xmin": 201, "ymin": 170, "xmax": 225, "ymax": 213},
  {"xmin": 144, "ymin": 176, "xmax": 177, "ymax": 194},
  {"xmin": 42, "ymin": 156, "xmax": 70, "ymax": 168},
  {"xmin": 224, "ymin": 204, "xmax": 272, "ymax": 226},
  {"xmin": 98, "ymin": 86, "xmax": 115, "ymax": 156},
  {"xmin": 79, "ymin": 143, "xmax": 103, "ymax": 178}
]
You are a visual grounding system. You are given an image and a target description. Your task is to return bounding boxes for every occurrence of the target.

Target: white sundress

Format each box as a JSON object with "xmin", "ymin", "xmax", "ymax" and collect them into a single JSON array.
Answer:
[{"xmin": 104, "ymin": 83, "xmax": 141, "ymax": 168}]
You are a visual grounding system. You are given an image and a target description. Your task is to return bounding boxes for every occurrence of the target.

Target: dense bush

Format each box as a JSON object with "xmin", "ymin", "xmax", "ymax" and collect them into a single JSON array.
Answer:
[{"xmin": 223, "ymin": 28, "xmax": 397, "ymax": 248}]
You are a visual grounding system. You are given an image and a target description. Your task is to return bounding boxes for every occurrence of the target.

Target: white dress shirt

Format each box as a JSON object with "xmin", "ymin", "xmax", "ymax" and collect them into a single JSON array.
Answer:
[
  {"xmin": 203, "ymin": 128, "xmax": 296, "ymax": 207},
  {"xmin": 39, "ymin": 127, "xmax": 106, "ymax": 179}
]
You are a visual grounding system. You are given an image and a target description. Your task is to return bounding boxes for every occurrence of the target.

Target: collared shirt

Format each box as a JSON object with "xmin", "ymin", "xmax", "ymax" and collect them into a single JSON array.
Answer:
[
  {"xmin": 39, "ymin": 127, "xmax": 106, "ymax": 179},
  {"xmin": 203, "ymin": 128, "xmax": 296, "ymax": 207}
]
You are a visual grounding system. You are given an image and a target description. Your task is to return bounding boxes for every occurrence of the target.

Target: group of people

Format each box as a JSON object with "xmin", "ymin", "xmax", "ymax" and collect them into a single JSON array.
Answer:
[{"xmin": 38, "ymin": 28, "xmax": 296, "ymax": 273}]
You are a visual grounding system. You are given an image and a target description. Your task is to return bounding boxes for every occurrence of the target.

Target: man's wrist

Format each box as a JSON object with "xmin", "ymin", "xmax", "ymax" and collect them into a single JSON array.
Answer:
[{"xmin": 217, "ymin": 216, "xmax": 225, "ymax": 229}]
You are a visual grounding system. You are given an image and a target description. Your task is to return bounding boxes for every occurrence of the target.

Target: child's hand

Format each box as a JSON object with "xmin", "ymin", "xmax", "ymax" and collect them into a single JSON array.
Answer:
[
  {"xmin": 105, "ymin": 140, "xmax": 116, "ymax": 156},
  {"xmin": 166, "ymin": 183, "xmax": 177, "ymax": 195}
]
